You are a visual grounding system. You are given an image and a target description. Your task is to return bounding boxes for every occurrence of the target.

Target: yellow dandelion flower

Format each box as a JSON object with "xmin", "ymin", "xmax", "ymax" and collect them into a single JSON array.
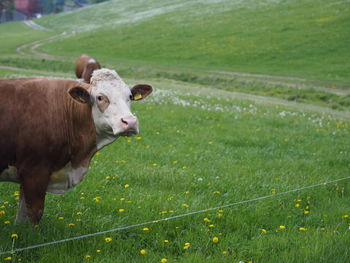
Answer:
[
  {"xmin": 143, "ymin": 227, "xmax": 150, "ymax": 231},
  {"xmin": 303, "ymin": 210, "xmax": 310, "ymax": 214},
  {"xmin": 279, "ymin": 225, "xmax": 286, "ymax": 229},
  {"xmin": 208, "ymin": 224, "xmax": 215, "ymax": 228},
  {"xmin": 320, "ymin": 227, "xmax": 326, "ymax": 231},
  {"xmin": 261, "ymin": 229, "xmax": 267, "ymax": 233},
  {"xmin": 213, "ymin": 191, "xmax": 221, "ymax": 194},
  {"xmin": 4, "ymin": 257, "xmax": 12, "ymax": 261},
  {"xmin": 298, "ymin": 227, "xmax": 308, "ymax": 231},
  {"xmin": 182, "ymin": 166, "xmax": 187, "ymax": 169},
  {"xmin": 104, "ymin": 237, "xmax": 112, "ymax": 242},
  {"xmin": 184, "ymin": 242, "xmax": 190, "ymax": 246},
  {"xmin": 212, "ymin": 237, "xmax": 219, "ymax": 243},
  {"xmin": 160, "ymin": 211, "xmax": 167, "ymax": 214},
  {"xmin": 96, "ymin": 250, "xmax": 101, "ymax": 253},
  {"xmin": 0, "ymin": 210, "xmax": 5, "ymax": 216},
  {"xmin": 120, "ymin": 197, "xmax": 125, "ymax": 201},
  {"xmin": 58, "ymin": 217, "xmax": 64, "ymax": 220},
  {"xmin": 4, "ymin": 221, "xmax": 11, "ymax": 224},
  {"xmin": 204, "ymin": 217, "xmax": 211, "ymax": 222},
  {"xmin": 76, "ymin": 212, "xmax": 83, "ymax": 215},
  {"xmin": 295, "ymin": 204, "xmax": 300, "ymax": 208},
  {"xmin": 68, "ymin": 223, "xmax": 75, "ymax": 227},
  {"xmin": 163, "ymin": 240, "xmax": 169, "ymax": 243},
  {"xmin": 217, "ymin": 213, "xmax": 223, "ymax": 217},
  {"xmin": 183, "ymin": 245, "xmax": 189, "ymax": 249},
  {"xmin": 118, "ymin": 209, "xmax": 125, "ymax": 213},
  {"xmin": 161, "ymin": 258, "xmax": 168, "ymax": 263},
  {"xmin": 80, "ymin": 196, "xmax": 85, "ymax": 200},
  {"xmin": 140, "ymin": 249, "xmax": 147, "ymax": 255},
  {"xmin": 152, "ymin": 163, "xmax": 158, "ymax": 167},
  {"xmin": 208, "ymin": 141, "xmax": 213, "ymax": 145},
  {"xmin": 11, "ymin": 233, "xmax": 18, "ymax": 239},
  {"xmin": 342, "ymin": 214, "xmax": 349, "ymax": 218},
  {"xmin": 85, "ymin": 255, "xmax": 91, "ymax": 259},
  {"xmin": 223, "ymin": 250, "xmax": 229, "ymax": 255},
  {"xmin": 173, "ymin": 160, "xmax": 178, "ymax": 164},
  {"xmin": 124, "ymin": 184, "xmax": 130, "ymax": 188},
  {"xmin": 218, "ymin": 209, "xmax": 223, "ymax": 213},
  {"xmin": 136, "ymin": 136, "xmax": 142, "ymax": 140},
  {"xmin": 185, "ymin": 191, "xmax": 190, "ymax": 195},
  {"xmin": 93, "ymin": 196, "xmax": 101, "ymax": 202},
  {"xmin": 182, "ymin": 203, "xmax": 189, "ymax": 208}
]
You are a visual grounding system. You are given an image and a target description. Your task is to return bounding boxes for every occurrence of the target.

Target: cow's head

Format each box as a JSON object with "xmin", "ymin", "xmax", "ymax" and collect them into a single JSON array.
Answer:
[{"xmin": 69, "ymin": 68, "xmax": 152, "ymax": 138}]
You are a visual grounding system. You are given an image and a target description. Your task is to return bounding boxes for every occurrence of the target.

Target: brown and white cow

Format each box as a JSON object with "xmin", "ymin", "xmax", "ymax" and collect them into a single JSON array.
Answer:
[
  {"xmin": 0, "ymin": 69, "xmax": 152, "ymax": 224},
  {"xmin": 75, "ymin": 54, "xmax": 101, "ymax": 83}
]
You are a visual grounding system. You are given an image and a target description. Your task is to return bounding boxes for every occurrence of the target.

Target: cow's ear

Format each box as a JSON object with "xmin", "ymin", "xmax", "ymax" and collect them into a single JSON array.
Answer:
[
  {"xmin": 68, "ymin": 87, "xmax": 91, "ymax": 104},
  {"xmin": 131, "ymin": 84, "xmax": 153, "ymax": 101}
]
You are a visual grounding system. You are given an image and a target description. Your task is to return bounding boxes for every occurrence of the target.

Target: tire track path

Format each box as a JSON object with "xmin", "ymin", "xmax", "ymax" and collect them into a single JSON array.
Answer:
[{"xmin": 1, "ymin": 21, "xmax": 349, "ymax": 120}]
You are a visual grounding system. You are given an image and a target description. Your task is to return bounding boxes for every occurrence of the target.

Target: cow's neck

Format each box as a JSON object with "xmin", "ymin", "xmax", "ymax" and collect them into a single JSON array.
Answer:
[{"xmin": 95, "ymin": 131, "xmax": 117, "ymax": 150}]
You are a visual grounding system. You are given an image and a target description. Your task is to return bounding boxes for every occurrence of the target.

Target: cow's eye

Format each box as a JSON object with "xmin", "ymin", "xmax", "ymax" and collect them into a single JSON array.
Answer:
[
  {"xmin": 97, "ymin": 96, "xmax": 103, "ymax": 101},
  {"xmin": 129, "ymin": 95, "xmax": 133, "ymax": 100}
]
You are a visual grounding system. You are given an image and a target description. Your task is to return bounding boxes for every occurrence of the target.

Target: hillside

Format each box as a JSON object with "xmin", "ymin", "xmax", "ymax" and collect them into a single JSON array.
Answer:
[
  {"xmin": 34, "ymin": 0, "xmax": 350, "ymax": 83},
  {"xmin": 0, "ymin": 1, "xmax": 350, "ymax": 262}
]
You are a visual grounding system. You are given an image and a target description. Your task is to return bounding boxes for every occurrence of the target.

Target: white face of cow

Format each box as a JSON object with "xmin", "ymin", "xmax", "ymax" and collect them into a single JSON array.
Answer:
[
  {"xmin": 91, "ymin": 70, "xmax": 135, "ymax": 137},
  {"xmin": 69, "ymin": 68, "xmax": 152, "ymax": 149}
]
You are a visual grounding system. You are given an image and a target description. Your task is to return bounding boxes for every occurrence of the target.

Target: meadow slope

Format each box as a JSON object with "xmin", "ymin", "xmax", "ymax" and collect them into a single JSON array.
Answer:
[
  {"xmin": 35, "ymin": 0, "xmax": 350, "ymax": 83},
  {"xmin": 0, "ymin": 0, "xmax": 349, "ymax": 262}
]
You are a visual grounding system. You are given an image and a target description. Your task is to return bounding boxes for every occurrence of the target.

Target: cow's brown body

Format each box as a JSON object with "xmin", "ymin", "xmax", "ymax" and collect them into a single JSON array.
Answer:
[
  {"xmin": 75, "ymin": 55, "xmax": 101, "ymax": 83},
  {"xmin": 0, "ymin": 78, "xmax": 97, "ymax": 224}
]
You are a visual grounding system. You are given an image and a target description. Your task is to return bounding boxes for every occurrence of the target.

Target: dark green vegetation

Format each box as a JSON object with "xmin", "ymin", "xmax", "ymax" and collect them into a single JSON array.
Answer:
[{"xmin": 0, "ymin": 0, "xmax": 349, "ymax": 262}]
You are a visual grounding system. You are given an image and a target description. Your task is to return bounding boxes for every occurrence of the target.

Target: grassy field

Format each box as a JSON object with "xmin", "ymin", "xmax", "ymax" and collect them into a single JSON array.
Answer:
[
  {"xmin": 0, "ymin": 76, "xmax": 349, "ymax": 262},
  {"xmin": 1, "ymin": 0, "xmax": 349, "ymax": 111},
  {"xmin": 35, "ymin": 0, "xmax": 350, "ymax": 83},
  {"xmin": 0, "ymin": 0, "xmax": 350, "ymax": 262}
]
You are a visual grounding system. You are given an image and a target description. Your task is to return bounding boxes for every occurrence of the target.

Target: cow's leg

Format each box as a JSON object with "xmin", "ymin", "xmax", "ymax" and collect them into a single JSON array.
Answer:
[
  {"xmin": 20, "ymin": 168, "xmax": 50, "ymax": 225},
  {"xmin": 15, "ymin": 186, "xmax": 27, "ymax": 224}
]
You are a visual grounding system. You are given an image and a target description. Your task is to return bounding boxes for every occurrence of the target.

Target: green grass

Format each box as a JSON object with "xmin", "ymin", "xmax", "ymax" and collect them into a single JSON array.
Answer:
[
  {"xmin": 0, "ymin": 77, "xmax": 350, "ymax": 262},
  {"xmin": 0, "ymin": 22, "xmax": 53, "ymax": 56},
  {"xmin": 0, "ymin": 0, "xmax": 350, "ymax": 262},
  {"xmin": 1, "ymin": 0, "xmax": 349, "ymax": 112},
  {"xmin": 35, "ymin": 0, "xmax": 350, "ymax": 83}
]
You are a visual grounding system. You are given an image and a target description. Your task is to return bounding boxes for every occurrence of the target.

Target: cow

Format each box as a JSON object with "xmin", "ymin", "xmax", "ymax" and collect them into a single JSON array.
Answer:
[
  {"xmin": 75, "ymin": 54, "xmax": 101, "ymax": 83},
  {"xmin": 0, "ymin": 68, "xmax": 152, "ymax": 225}
]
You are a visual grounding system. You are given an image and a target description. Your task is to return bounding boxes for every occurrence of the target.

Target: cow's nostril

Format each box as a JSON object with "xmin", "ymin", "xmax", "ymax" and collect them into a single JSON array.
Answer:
[{"xmin": 121, "ymin": 118, "xmax": 128, "ymax": 125}]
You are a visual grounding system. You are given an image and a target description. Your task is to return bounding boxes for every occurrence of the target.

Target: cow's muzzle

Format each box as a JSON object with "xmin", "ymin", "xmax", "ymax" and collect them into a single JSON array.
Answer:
[{"xmin": 119, "ymin": 116, "xmax": 139, "ymax": 136}]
